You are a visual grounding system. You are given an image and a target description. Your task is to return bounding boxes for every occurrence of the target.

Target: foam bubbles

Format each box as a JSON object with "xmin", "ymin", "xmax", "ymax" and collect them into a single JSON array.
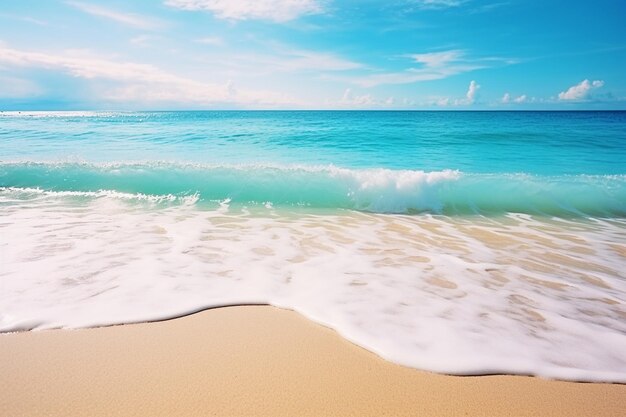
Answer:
[{"xmin": 1, "ymin": 194, "xmax": 625, "ymax": 382}]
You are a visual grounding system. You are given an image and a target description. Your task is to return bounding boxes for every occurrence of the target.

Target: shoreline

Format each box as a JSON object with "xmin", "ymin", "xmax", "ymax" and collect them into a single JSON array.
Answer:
[{"xmin": 1, "ymin": 306, "xmax": 625, "ymax": 416}]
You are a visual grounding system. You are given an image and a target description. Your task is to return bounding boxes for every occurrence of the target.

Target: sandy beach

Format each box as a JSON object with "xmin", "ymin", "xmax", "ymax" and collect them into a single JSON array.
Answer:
[
  {"xmin": 1, "ymin": 305, "xmax": 624, "ymax": 417},
  {"xmin": 2, "ymin": 0, "xmax": 625, "ymax": 415}
]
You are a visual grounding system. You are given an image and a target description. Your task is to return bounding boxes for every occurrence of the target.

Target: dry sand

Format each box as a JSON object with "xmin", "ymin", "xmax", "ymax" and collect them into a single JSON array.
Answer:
[{"xmin": 1, "ymin": 305, "xmax": 625, "ymax": 416}]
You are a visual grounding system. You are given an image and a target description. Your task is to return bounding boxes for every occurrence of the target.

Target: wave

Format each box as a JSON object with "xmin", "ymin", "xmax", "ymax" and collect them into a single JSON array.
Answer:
[
  {"xmin": 0, "ymin": 111, "xmax": 151, "ymax": 118},
  {"xmin": 1, "ymin": 162, "xmax": 625, "ymax": 216},
  {"xmin": 2, "ymin": 197, "xmax": 626, "ymax": 382}
]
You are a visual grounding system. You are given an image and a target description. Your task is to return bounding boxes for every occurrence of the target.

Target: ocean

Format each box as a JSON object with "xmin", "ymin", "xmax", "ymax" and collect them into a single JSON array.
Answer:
[{"xmin": 1, "ymin": 110, "xmax": 625, "ymax": 382}]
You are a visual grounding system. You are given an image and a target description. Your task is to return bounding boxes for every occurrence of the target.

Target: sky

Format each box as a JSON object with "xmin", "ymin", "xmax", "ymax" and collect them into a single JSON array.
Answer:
[{"xmin": 0, "ymin": 0, "xmax": 625, "ymax": 110}]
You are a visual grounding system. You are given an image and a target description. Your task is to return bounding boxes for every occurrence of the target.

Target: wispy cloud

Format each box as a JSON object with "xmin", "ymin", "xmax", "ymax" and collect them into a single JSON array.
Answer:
[
  {"xmin": 195, "ymin": 36, "xmax": 225, "ymax": 46},
  {"xmin": 0, "ymin": 13, "xmax": 48, "ymax": 26},
  {"xmin": 199, "ymin": 46, "xmax": 362, "ymax": 77},
  {"xmin": 66, "ymin": 1, "xmax": 162, "ymax": 29},
  {"xmin": 0, "ymin": 44, "xmax": 296, "ymax": 106},
  {"xmin": 351, "ymin": 68, "xmax": 471, "ymax": 88},
  {"xmin": 352, "ymin": 49, "xmax": 493, "ymax": 87},
  {"xmin": 0, "ymin": 46, "xmax": 172, "ymax": 82},
  {"xmin": 558, "ymin": 79, "xmax": 604, "ymax": 101},
  {"xmin": 278, "ymin": 48, "xmax": 362, "ymax": 71},
  {"xmin": 130, "ymin": 35, "xmax": 160, "ymax": 47},
  {"xmin": 470, "ymin": 1, "xmax": 511, "ymax": 14},
  {"xmin": 410, "ymin": 0, "xmax": 468, "ymax": 10},
  {"xmin": 164, "ymin": 0, "xmax": 324, "ymax": 22},
  {"xmin": 408, "ymin": 49, "xmax": 464, "ymax": 67}
]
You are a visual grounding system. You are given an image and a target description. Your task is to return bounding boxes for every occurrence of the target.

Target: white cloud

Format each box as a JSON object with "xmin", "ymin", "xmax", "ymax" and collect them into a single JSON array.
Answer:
[
  {"xmin": 0, "ymin": 45, "xmax": 295, "ymax": 106},
  {"xmin": 195, "ymin": 36, "xmax": 224, "ymax": 46},
  {"xmin": 412, "ymin": 0, "xmax": 467, "ymax": 9},
  {"xmin": 353, "ymin": 64, "xmax": 482, "ymax": 87},
  {"xmin": 164, "ymin": 0, "xmax": 324, "ymax": 22},
  {"xmin": 0, "ymin": 13, "xmax": 48, "ymax": 26},
  {"xmin": 206, "ymin": 47, "xmax": 362, "ymax": 76},
  {"xmin": 0, "ymin": 46, "xmax": 176, "ymax": 82},
  {"xmin": 558, "ymin": 79, "xmax": 604, "ymax": 101},
  {"xmin": 470, "ymin": 1, "xmax": 510, "ymax": 14},
  {"xmin": 130, "ymin": 35, "xmax": 159, "ymax": 47},
  {"xmin": 351, "ymin": 49, "xmax": 505, "ymax": 87},
  {"xmin": 339, "ymin": 88, "xmax": 395, "ymax": 108},
  {"xmin": 513, "ymin": 94, "xmax": 527, "ymax": 103},
  {"xmin": 353, "ymin": 70, "xmax": 443, "ymax": 87},
  {"xmin": 408, "ymin": 49, "xmax": 464, "ymax": 67},
  {"xmin": 432, "ymin": 80, "xmax": 480, "ymax": 107},
  {"xmin": 340, "ymin": 88, "xmax": 374, "ymax": 106},
  {"xmin": 66, "ymin": 1, "xmax": 161, "ymax": 29},
  {"xmin": 279, "ymin": 49, "xmax": 361, "ymax": 71},
  {"xmin": 502, "ymin": 92, "xmax": 527, "ymax": 104},
  {"xmin": 465, "ymin": 80, "xmax": 480, "ymax": 103}
]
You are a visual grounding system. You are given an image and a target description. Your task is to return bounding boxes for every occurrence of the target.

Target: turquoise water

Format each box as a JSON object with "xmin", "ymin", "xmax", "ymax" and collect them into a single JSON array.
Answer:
[
  {"xmin": 2, "ymin": 111, "xmax": 625, "ymax": 173},
  {"xmin": 1, "ymin": 111, "xmax": 625, "ymax": 216},
  {"xmin": 2, "ymin": 111, "xmax": 626, "ymax": 382}
]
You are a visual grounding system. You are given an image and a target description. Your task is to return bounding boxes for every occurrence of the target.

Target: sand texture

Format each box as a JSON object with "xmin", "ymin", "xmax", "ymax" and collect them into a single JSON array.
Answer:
[{"xmin": 1, "ymin": 306, "xmax": 625, "ymax": 416}]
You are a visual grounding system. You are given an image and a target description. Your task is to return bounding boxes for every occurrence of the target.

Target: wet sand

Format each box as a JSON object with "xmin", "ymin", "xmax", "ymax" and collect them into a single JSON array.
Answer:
[{"xmin": 1, "ymin": 305, "xmax": 625, "ymax": 416}]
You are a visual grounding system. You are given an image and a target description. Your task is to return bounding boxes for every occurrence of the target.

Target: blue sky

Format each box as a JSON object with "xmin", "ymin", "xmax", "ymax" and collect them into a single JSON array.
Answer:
[{"xmin": 0, "ymin": 0, "xmax": 625, "ymax": 110}]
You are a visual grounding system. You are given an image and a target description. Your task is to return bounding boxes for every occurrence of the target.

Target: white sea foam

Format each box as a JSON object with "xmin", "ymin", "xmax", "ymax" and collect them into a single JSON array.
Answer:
[
  {"xmin": 1, "ymin": 194, "xmax": 626, "ymax": 382},
  {"xmin": 0, "ymin": 187, "xmax": 200, "ymax": 205},
  {"xmin": 0, "ymin": 111, "xmax": 148, "ymax": 118}
]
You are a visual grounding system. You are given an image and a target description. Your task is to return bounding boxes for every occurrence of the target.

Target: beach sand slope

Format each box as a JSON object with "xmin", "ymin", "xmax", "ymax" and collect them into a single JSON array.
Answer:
[{"xmin": 1, "ymin": 306, "xmax": 625, "ymax": 416}]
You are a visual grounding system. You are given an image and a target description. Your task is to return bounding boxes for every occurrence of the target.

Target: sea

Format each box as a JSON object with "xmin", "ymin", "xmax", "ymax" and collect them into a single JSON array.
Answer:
[{"xmin": 1, "ymin": 110, "xmax": 625, "ymax": 382}]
